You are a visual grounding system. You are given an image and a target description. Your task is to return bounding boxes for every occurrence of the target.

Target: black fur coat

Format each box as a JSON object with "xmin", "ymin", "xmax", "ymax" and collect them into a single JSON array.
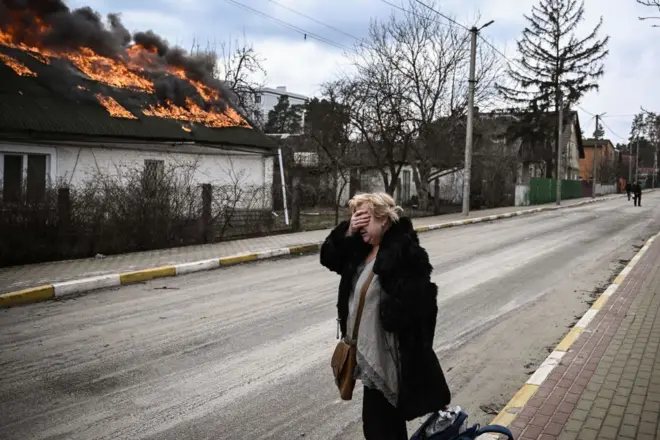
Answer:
[{"xmin": 320, "ymin": 217, "xmax": 451, "ymax": 421}]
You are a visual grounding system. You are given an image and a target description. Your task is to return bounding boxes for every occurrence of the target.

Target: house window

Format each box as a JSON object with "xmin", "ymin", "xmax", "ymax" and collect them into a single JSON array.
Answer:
[
  {"xmin": 3, "ymin": 154, "xmax": 23, "ymax": 203},
  {"xmin": 2, "ymin": 153, "xmax": 48, "ymax": 203},
  {"xmin": 27, "ymin": 154, "xmax": 47, "ymax": 202},
  {"xmin": 143, "ymin": 159, "xmax": 164, "ymax": 185},
  {"xmin": 255, "ymin": 94, "xmax": 262, "ymax": 104}
]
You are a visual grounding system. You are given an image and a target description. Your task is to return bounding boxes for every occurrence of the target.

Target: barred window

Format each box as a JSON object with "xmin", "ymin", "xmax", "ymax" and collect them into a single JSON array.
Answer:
[{"xmin": 144, "ymin": 159, "xmax": 164, "ymax": 183}]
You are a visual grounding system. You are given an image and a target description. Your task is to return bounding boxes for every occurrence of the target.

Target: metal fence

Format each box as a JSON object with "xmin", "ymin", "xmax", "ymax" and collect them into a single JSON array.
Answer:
[{"xmin": 529, "ymin": 178, "xmax": 583, "ymax": 205}]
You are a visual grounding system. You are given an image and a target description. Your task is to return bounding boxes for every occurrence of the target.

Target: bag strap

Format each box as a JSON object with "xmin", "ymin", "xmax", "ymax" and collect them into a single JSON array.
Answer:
[
  {"xmin": 475, "ymin": 425, "xmax": 514, "ymax": 440},
  {"xmin": 351, "ymin": 270, "xmax": 375, "ymax": 343}
]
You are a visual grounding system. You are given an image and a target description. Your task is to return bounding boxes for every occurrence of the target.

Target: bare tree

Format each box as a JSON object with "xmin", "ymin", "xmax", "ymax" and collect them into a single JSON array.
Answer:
[
  {"xmin": 637, "ymin": 0, "xmax": 660, "ymax": 26},
  {"xmin": 336, "ymin": 63, "xmax": 415, "ymax": 195},
  {"xmin": 191, "ymin": 35, "xmax": 267, "ymax": 124},
  {"xmin": 305, "ymin": 84, "xmax": 353, "ymax": 224},
  {"xmin": 381, "ymin": 3, "xmax": 502, "ymax": 210},
  {"xmin": 334, "ymin": 1, "xmax": 501, "ymax": 204},
  {"xmin": 218, "ymin": 37, "xmax": 267, "ymax": 123}
]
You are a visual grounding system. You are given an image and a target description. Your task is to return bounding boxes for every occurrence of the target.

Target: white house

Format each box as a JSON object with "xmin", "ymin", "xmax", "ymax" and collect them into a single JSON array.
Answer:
[
  {"xmin": 0, "ymin": 46, "xmax": 277, "ymax": 208},
  {"xmin": 335, "ymin": 165, "xmax": 418, "ymax": 207},
  {"xmin": 0, "ymin": 140, "xmax": 275, "ymax": 209},
  {"xmin": 427, "ymin": 167, "xmax": 464, "ymax": 205}
]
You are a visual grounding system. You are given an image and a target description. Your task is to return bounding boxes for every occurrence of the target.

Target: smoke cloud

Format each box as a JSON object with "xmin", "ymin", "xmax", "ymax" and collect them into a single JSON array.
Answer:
[
  {"xmin": 133, "ymin": 30, "xmax": 169, "ymax": 56},
  {"xmin": 0, "ymin": 0, "xmax": 231, "ymax": 106}
]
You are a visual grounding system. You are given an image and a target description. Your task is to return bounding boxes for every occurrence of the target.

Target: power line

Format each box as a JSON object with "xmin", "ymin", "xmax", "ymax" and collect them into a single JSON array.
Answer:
[
  {"xmin": 581, "ymin": 115, "xmax": 596, "ymax": 135},
  {"xmin": 266, "ymin": 0, "xmax": 360, "ymax": 41},
  {"xmin": 379, "ymin": 0, "xmax": 469, "ymax": 34},
  {"xmin": 408, "ymin": 0, "xmax": 470, "ymax": 31},
  {"xmin": 382, "ymin": 0, "xmax": 631, "ymax": 135},
  {"xmin": 577, "ymin": 105, "xmax": 595, "ymax": 117},
  {"xmin": 222, "ymin": 0, "xmax": 354, "ymax": 52},
  {"xmin": 602, "ymin": 113, "xmax": 638, "ymax": 118},
  {"xmin": 600, "ymin": 118, "xmax": 627, "ymax": 141}
]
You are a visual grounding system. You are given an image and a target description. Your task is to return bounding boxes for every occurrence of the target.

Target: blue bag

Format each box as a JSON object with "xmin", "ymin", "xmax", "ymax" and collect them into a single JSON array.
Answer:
[{"xmin": 410, "ymin": 409, "xmax": 514, "ymax": 440}]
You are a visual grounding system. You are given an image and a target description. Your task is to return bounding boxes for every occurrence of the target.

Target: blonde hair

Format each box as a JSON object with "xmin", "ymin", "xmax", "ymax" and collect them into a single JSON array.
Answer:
[{"xmin": 349, "ymin": 192, "xmax": 403, "ymax": 222}]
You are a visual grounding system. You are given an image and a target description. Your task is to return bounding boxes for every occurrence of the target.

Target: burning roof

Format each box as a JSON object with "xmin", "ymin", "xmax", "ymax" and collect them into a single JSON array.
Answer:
[
  {"xmin": 0, "ymin": 0, "xmax": 273, "ymax": 150},
  {"xmin": 0, "ymin": 52, "xmax": 35, "ymax": 76}
]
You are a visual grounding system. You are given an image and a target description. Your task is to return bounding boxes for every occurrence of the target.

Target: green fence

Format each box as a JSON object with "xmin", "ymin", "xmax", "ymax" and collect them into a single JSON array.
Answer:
[{"xmin": 529, "ymin": 178, "xmax": 583, "ymax": 205}]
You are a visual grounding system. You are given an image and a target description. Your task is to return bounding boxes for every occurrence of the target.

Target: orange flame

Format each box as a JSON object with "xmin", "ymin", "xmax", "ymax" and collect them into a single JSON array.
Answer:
[
  {"xmin": 27, "ymin": 51, "xmax": 50, "ymax": 64},
  {"xmin": 143, "ymin": 98, "xmax": 248, "ymax": 128},
  {"xmin": 0, "ymin": 52, "xmax": 37, "ymax": 76},
  {"xmin": 0, "ymin": 23, "xmax": 252, "ymax": 129},
  {"xmin": 95, "ymin": 94, "xmax": 137, "ymax": 119},
  {"xmin": 72, "ymin": 48, "xmax": 154, "ymax": 92}
]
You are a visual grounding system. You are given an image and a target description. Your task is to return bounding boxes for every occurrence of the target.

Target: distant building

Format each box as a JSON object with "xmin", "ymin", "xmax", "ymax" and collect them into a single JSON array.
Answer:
[
  {"xmin": 254, "ymin": 86, "xmax": 308, "ymax": 131},
  {"xmin": 580, "ymin": 138, "xmax": 616, "ymax": 182}
]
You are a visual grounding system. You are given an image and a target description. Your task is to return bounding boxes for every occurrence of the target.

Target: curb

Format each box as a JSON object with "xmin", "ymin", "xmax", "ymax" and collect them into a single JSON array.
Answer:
[
  {"xmin": 0, "ymin": 195, "xmax": 619, "ymax": 308},
  {"xmin": 481, "ymin": 230, "xmax": 659, "ymax": 438}
]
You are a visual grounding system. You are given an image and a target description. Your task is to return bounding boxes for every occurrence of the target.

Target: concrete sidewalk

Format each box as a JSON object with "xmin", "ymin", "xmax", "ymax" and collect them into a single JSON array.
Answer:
[{"xmin": 493, "ymin": 232, "xmax": 660, "ymax": 440}]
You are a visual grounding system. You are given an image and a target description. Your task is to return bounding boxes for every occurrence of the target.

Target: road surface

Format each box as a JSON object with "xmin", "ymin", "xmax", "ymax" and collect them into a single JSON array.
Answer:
[{"xmin": 1, "ymin": 194, "xmax": 659, "ymax": 440}]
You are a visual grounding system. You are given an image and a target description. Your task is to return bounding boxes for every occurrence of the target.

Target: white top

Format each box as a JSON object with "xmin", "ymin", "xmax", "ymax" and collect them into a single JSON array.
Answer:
[{"xmin": 347, "ymin": 259, "xmax": 401, "ymax": 406}]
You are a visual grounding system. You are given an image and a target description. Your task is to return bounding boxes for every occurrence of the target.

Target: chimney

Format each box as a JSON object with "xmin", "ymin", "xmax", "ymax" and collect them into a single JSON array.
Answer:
[{"xmin": 276, "ymin": 86, "xmax": 287, "ymax": 93}]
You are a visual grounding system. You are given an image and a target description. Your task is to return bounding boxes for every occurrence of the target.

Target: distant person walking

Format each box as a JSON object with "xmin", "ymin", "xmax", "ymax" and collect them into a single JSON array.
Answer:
[
  {"xmin": 633, "ymin": 182, "xmax": 642, "ymax": 207},
  {"xmin": 321, "ymin": 192, "xmax": 450, "ymax": 440},
  {"xmin": 625, "ymin": 182, "xmax": 632, "ymax": 201}
]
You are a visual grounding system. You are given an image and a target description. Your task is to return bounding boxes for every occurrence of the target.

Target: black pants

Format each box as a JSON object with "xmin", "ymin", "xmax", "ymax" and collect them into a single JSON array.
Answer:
[
  {"xmin": 635, "ymin": 193, "xmax": 642, "ymax": 206},
  {"xmin": 362, "ymin": 386, "xmax": 407, "ymax": 440}
]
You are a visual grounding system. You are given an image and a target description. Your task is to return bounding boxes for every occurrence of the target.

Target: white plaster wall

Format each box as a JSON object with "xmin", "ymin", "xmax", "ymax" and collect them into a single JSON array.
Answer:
[
  {"xmin": 595, "ymin": 183, "xmax": 617, "ymax": 196},
  {"xmin": 1, "ymin": 141, "xmax": 274, "ymax": 208},
  {"xmin": 56, "ymin": 145, "xmax": 267, "ymax": 189},
  {"xmin": 335, "ymin": 165, "xmax": 420, "ymax": 207},
  {"xmin": 567, "ymin": 124, "xmax": 581, "ymax": 180},
  {"xmin": 428, "ymin": 169, "xmax": 464, "ymax": 204},
  {"xmin": 515, "ymin": 184, "xmax": 531, "ymax": 206}
]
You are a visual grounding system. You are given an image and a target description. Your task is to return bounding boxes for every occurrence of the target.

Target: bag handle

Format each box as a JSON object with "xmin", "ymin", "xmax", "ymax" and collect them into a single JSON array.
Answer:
[
  {"xmin": 475, "ymin": 425, "xmax": 514, "ymax": 440},
  {"xmin": 351, "ymin": 271, "xmax": 375, "ymax": 344}
]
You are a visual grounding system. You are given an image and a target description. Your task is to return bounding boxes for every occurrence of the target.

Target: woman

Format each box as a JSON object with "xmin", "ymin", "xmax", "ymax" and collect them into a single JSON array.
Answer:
[{"xmin": 320, "ymin": 192, "xmax": 451, "ymax": 440}]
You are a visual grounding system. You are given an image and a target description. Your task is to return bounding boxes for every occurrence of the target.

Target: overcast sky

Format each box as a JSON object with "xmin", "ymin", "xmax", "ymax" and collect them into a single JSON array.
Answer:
[{"xmin": 68, "ymin": 0, "xmax": 659, "ymax": 145}]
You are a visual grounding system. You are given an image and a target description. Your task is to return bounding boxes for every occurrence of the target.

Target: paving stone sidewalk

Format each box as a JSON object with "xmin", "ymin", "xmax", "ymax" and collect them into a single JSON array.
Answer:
[
  {"xmin": 510, "ymin": 237, "xmax": 660, "ymax": 440},
  {"xmin": 0, "ymin": 196, "xmax": 614, "ymax": 294}
]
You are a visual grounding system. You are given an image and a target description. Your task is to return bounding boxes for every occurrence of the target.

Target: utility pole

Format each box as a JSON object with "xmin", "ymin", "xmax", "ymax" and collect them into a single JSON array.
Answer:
[
  {"xmin": 651, "ymin": 117, "xmax": 660, "ymax": 189},
  {"xmin": 628, "ymin": 140, "xmax": 633, "ymax": 184},
  {"xmin": 556, "ymin": 91, "xmax": 563, "ymax": 205},
  {"xmin": 592, "ymin": 113, "xmax": 606, "ymax": 198},
  {"xmin": 462, "ymin": 20, "xmax": 494, "ymax": 217},
  {"xmin": 565, "ymin": 105, "xmax": 571, "ymax": 179},
  {"xmin": 652, "ymin": 141, "xmax": 660, "ymax": 189},
  {"xmin": 636, "ymin": 137, "xmax": 640, "ymax": 184}
]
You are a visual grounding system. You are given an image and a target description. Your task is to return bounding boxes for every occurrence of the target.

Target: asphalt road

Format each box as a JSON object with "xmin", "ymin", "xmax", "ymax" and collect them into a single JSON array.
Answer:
[{"xmin": 1, "ymin": 193, "xmax": 659, "ymax": 440}]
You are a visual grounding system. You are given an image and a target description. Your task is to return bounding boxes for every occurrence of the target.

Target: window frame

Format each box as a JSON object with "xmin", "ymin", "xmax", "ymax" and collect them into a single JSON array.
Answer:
[{"xmin": 0, "ymin": 147, "xmax": 54, "ymax": 203}]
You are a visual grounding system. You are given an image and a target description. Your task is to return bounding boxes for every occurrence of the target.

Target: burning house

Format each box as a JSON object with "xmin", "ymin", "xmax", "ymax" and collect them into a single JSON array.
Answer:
[{"xmin": 0, "ymin": 1, "xmax": 276, "ymax": 207}]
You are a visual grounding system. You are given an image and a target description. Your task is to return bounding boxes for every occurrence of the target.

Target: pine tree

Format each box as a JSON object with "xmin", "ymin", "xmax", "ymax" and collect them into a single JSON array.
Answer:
[
  {"xmin": 593, "ymin": 120, "xmax": 604, "ymax": 139},
  {"xmin": 264, "ymin": 95, "xmax": 304, "ymax": 134},
  {"xmin": 498, "ymin": 0, "xmax": 609, "ymax": 111}
]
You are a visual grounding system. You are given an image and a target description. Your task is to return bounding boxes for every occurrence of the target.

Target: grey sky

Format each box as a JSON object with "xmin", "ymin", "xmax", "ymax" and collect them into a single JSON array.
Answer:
[{"xmin": 67, "ymin": 0, "xmax": 660, "ymax": 144}]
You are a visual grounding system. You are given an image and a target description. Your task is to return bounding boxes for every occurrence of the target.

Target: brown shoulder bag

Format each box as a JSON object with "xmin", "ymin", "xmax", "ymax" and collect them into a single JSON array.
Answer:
[{"xmin": 331, "ymin": 271, "xmax": 375, "ymax": 401}]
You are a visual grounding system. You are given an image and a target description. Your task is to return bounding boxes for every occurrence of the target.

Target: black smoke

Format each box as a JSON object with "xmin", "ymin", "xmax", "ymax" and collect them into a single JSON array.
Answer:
[
  {"xmin": 154, "ymin": 75, "xmax": 198, "ymax": 107},
  {"xmin": 133, "ymin": 30, "xmax": 169, "ymax": 57},
  {"xmin": 0, "ymin": 0, "xmax": 232, "ymax": 107}
]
